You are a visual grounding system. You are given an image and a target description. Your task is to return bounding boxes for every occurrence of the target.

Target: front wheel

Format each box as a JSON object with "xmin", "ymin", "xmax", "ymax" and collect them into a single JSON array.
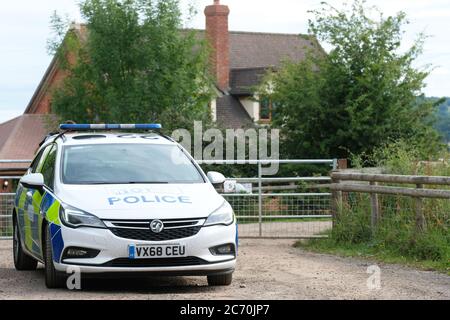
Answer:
[
  {"xmin": 44, "ymin": 225, "xmax": 66, "ymax": 289},
  {"xmin": 207, "ymin": 272, "xmax": 233, "ymax": 286},
  {"xmin": 13, "ymin": 216, "xmax": 37, "ymax": 271}
]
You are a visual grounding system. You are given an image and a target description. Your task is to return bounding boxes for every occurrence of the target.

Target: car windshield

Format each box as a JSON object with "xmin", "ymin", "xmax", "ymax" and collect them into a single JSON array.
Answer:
[{"xmin": 62, "ymin": 144, "xmax": 204, "ymax": 185}]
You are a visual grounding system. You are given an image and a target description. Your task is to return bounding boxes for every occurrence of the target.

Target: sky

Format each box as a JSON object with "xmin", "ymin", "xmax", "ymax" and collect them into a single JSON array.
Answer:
[{"xmin": 0, "ymin": 0, "xmax": 449, "ymax": 124}]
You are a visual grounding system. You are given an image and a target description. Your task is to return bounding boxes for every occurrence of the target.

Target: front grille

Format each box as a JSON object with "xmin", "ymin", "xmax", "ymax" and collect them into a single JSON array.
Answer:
[
  {"xmin": 103, "ymin": 256, "xmax": 207, "ymax": 268},
  {"xmin": 109, "ymin": 226, "xmax": 202, "ymax": 241},
  {"xmin": 104, "ymin": 218, "xmax": 205, "ymax": 241}
]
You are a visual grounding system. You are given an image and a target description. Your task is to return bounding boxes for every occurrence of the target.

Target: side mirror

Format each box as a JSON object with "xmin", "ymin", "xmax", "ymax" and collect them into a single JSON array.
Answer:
[
  {"xmin": 20, "ymin": 173, "xmax": 44, "ymax": 190},
  {"xmin": 207, "ymin": 171, "xmax": 226, "ymax": 186}
]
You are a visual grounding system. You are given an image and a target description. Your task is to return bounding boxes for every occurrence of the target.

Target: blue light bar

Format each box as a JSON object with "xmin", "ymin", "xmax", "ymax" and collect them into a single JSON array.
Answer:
[{"xmin": 59, "ymin": 123, "xmax": 162, "ymax": 131}]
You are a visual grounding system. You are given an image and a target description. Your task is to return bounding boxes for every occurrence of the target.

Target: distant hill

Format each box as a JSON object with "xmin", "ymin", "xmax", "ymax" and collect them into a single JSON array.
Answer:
[
  {"xmin": 417, "ymin": 96, "xmax": 450, "ymax": 144},
  {"xmin": 432, "ymin": 97, "xmax": 450, "ymax": 144}
]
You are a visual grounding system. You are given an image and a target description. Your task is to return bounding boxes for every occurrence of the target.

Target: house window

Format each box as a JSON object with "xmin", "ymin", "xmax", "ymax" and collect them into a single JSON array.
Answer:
[{"xmin": 259, "ymin": 97, "xmax": 277, "ymax": 122}]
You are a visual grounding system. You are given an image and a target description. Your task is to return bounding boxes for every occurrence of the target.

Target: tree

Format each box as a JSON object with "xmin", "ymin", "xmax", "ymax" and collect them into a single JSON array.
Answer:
[
  {"xmin": 268, "ymin": 0, "xmax": 443, "ymax": 160},
  {"xmin": 48, "ymin": 0, "xmax": 213, "ymax": 132}
]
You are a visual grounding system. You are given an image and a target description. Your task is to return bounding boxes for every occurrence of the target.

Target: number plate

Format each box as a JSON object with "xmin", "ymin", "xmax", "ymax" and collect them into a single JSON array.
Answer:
[{"xmin": 128, "ymin": 244, "xmax": 186, "ymax": 259}]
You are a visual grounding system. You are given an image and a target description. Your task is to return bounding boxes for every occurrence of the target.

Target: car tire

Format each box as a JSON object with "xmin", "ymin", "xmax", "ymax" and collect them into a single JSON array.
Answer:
[
  {"xmin": 207, "ymin": 272, "xmax": 233, "ymax": 286},
  {"xmin": 44, "ymin": 225, "xmax": 66, "ymax": 289},
  {"xmin": 13, "ymin": 216, "xmax": 38, "ymax": 271}
]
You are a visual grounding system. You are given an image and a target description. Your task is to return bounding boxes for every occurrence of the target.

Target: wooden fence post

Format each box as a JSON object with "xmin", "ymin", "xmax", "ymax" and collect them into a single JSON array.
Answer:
[
  {"xmin": 331, "ymin": 172, "xmax": 342, "ymax": 229},
  {"xmin": 338, "ymin": 159, "xmax": 348, "ymax": 170},
  {"xmin": 370, "ymin": 181, "xmax": 379, "ymax": 232},
  {"xmin": 415, "ymin": 184, "xmax": 426, "ymax": 233}
]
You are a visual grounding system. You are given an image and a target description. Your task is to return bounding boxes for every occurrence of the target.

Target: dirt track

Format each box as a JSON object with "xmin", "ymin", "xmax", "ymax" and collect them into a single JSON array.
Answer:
[{"xmin": 0, "ymin": 239, "xmax": 449, "ymax": 300}]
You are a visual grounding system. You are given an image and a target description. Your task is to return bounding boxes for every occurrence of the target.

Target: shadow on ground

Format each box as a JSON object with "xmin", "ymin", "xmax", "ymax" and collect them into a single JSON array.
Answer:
[{"xmin": 22, "ymin": 266, "xmax": 215, "ymax": 294}]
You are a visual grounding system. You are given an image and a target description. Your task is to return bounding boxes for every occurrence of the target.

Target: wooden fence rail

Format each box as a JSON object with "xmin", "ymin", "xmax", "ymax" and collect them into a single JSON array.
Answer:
[
  {"xmin": 331, "ymin": 172, "xmax": 450, "ymax": 186},
  {"xmin": 328, "ymin": 171, "xmax": 450, "ymax": 233}
]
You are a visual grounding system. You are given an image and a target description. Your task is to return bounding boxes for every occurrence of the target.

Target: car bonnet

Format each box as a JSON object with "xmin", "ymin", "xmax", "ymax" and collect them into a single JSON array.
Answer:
[{"xmin": 55, "ymin": 183, "xmax": 225, "ymax": 220}]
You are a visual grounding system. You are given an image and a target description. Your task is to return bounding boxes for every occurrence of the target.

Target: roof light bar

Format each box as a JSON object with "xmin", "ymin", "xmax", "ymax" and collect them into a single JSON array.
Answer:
[{"xmin": 59, "ymin": 124, "xmax": 162, "ymax": 131}]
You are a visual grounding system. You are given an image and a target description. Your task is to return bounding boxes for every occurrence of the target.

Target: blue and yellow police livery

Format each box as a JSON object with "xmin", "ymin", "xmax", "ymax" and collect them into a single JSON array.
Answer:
[{"xmin": 13, "ymin": 124, "xmax": 237, "ymax": 288}]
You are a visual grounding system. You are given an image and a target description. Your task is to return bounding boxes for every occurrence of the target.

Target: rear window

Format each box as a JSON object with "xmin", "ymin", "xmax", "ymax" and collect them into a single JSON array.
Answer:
[{"xmin": 61, "ymin": 144, "xmax": 204, "ymax": 185}]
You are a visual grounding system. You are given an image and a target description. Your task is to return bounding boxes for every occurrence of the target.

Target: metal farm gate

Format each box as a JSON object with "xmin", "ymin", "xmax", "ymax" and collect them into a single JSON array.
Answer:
[
  {"xmin": 0, "ymin": 160, "xmax": 32, "ymax": 239},
  {"xmin": 198, "ymin": 159, "xmax": 336, "ymax": 239},
  {"xmin": 0, "ymin": 159, "xmax": 336, "ymax": 240},
  {"xmin": 0, "ymin": 192, "xmax": 14, "ymax": 239}
]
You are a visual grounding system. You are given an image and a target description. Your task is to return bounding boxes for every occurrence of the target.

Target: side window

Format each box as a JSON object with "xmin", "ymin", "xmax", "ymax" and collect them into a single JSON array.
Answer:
[
  {"xmin": 29, "ymin": 149, "xmax": 45, "ymax": 174},
  {"xmin": 39, "ymin": 145, "xmax": 57, "ymax": 190},
  {"xmin": 31, "ymin": 145, "xmax": 53, "ymax": 174}
]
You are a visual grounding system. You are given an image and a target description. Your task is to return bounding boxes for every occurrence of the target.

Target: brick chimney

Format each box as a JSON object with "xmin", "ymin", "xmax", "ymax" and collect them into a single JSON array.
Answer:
[{"xmin": 205, "ymin": 0, "xmax": 230, "ymax": 92}]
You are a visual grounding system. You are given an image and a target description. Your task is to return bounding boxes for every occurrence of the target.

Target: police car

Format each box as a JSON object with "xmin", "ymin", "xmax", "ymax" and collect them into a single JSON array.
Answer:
[{"xmin": 13, "ymin": 124, "xmax": 237, "ymax": 288}]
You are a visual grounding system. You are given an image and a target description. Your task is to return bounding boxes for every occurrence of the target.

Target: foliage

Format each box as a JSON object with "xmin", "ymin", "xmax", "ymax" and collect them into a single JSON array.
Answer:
[
  {"xmin": 332, "ymin": 195, "xmax": 449, "ymax": 262},
  {"xmin": 48, "ymin": 0, "xmax": 214, "ymax": 133},
  {"xmin": 267, "ymin": 0, "xmax": 443, "ymax": 160},
  {"xmin": 352, "ymin": 138, "xmax": 450, "ymax": 174}
]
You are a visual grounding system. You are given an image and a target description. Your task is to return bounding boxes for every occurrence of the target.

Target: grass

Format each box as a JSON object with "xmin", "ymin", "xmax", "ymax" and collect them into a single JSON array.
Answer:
[{"xmin": 296, "ymin": 233, "xmax": 450, "ymax": 275}]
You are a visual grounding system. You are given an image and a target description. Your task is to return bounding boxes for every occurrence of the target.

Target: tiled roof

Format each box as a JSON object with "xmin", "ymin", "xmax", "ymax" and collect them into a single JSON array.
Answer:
[
  {"xmin": 190, "ymin": 29, "xmax": 319, "ymax": 70},
  {"xmin": 227, "ymin": 32, "xmax": 322, "ymax": 96},
  {"xmin": 229, "ymin": 31, "xmax": 319, "ymax": 69},
  {"xmin": 216, "ymin": 95, "xmax": 253, "ymax": 129},
  {"xmin": 0, "ymin": 116, "xmax": 20, "ymax": 153},
  {"xmin": 0, "ymin": 114, "xmax": 49, "ymax": 170}
]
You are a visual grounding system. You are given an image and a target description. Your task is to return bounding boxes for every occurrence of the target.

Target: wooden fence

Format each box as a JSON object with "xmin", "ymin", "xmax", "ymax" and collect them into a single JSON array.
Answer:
[{"xmin": 328, "ymin": 172, "xmax": 450, "ymax": 233}]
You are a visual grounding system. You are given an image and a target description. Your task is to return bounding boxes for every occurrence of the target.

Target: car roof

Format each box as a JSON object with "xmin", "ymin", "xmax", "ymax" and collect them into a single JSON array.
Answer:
[{"xmin": 43, "ymin": 132, "xmax": 176, "ymax": 148}]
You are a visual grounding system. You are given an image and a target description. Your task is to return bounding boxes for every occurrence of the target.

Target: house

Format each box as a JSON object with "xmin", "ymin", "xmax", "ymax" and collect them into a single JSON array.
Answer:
[{"xmin": 0, "ymin": 0, "xmax": 322, "ymax": 181}]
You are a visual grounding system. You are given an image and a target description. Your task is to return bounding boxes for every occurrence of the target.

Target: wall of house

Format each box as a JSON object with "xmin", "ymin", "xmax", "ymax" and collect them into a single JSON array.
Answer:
[
  {"xmin": 240, "ymin": 97, "xmax": 260, "ymax": 121},
  {"xmin": 29, "ymin": 65, "xmax": 67, "ymax": 114}
]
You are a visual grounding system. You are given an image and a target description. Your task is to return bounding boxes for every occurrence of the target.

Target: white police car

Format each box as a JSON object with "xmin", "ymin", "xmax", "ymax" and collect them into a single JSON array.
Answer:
[{"xmin": 13, "ymin": 124, "xmax": 237, "ymax": 288}]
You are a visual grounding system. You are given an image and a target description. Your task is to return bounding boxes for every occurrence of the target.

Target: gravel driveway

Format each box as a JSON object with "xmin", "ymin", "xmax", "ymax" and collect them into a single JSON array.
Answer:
[{"xmin": 0, "ymin": 239, "xmax": 448, "ymax": 300}]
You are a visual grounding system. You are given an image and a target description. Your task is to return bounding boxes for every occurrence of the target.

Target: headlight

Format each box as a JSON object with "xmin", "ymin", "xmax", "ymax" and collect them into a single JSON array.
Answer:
[
  {"xmin": 59, "ymin": 205, "xmax": 106, "ymax": 229},
  {"xmin": 204, "ymin": 201, "xmax": 235, "ymax": 227}
]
